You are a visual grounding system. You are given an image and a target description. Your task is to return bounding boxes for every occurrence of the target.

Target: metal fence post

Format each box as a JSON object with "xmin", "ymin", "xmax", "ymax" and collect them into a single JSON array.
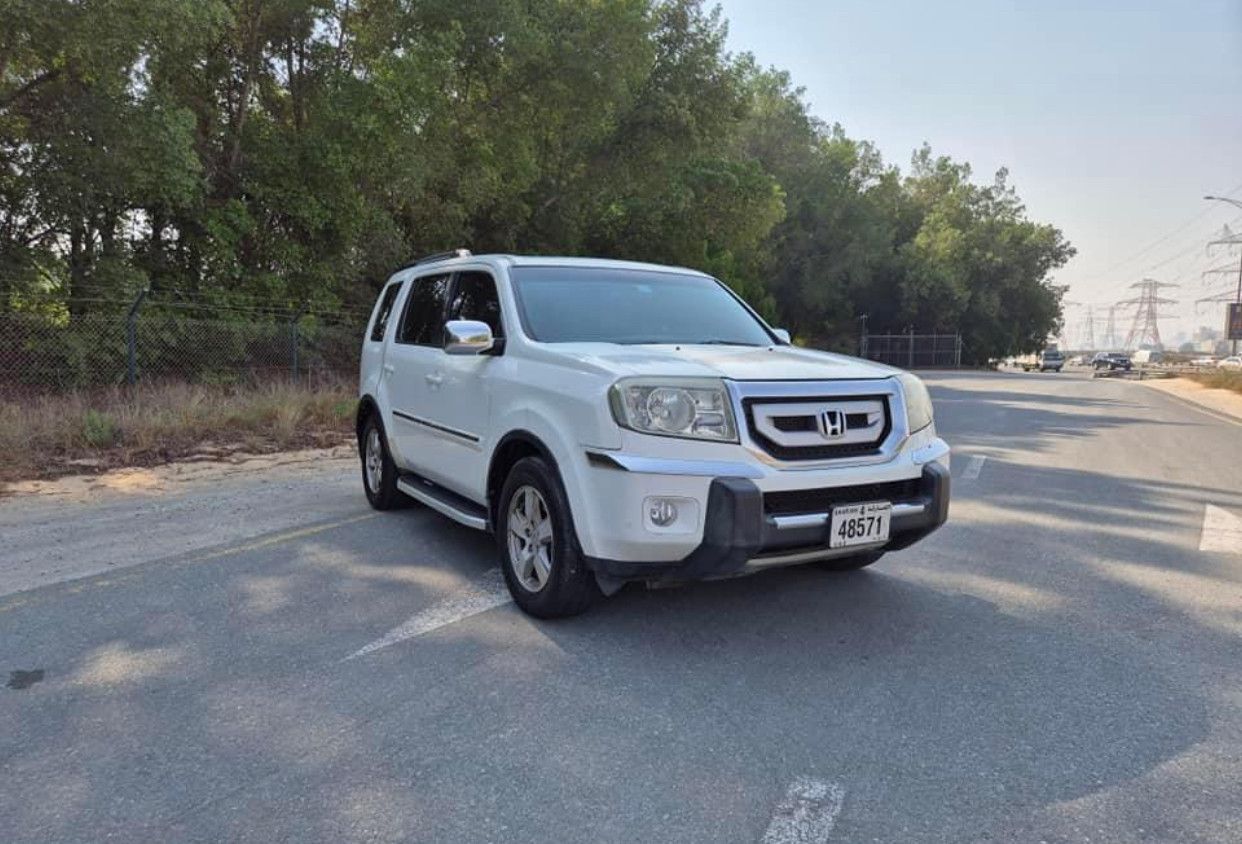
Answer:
[
  {"xmin": 908, "ymin": 327, "xmax": 915, "ymax": 369},
  {"xmin": 289, "ymin": 306, "xmax": 307, "ymax": 382},
  {"xmin": 955, "ymin": 333, "xmax": 962, "ymax": 368},
  {"xmin": 126, "ymin": 288, "xmax": 149, "ymax": 386}
]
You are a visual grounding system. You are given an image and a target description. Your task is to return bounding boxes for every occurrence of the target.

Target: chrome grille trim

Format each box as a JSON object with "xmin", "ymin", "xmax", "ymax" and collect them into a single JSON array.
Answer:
[
  {"xmin": 751, "ymin": 398, "xmax": 885, "ymax": 449},
  {"xmin": 726, "ymin": 378, "xmax": 908, "ymax": 468}
]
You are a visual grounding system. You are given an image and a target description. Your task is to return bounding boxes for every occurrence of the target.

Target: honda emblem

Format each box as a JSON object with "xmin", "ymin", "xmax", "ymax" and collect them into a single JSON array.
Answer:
[{"xmin": 819, "ymin": 409, "xmax": 847, "ymax": 440}]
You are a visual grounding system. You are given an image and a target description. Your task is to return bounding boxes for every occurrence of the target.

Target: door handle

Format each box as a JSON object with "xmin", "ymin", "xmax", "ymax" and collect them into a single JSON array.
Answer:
[
  {"xmin": 382, "ymin": 364, "xmax": 395, "ymax": 375},
  {"xmin": 425, "ymin": 373, "xmax": 444, "ymax": 386}
]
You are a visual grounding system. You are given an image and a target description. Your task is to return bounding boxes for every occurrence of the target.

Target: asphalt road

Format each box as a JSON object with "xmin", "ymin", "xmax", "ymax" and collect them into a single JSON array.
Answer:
[{"xmin": 2, "ymin": 371, "xmax": 1240, "ymax": 843}]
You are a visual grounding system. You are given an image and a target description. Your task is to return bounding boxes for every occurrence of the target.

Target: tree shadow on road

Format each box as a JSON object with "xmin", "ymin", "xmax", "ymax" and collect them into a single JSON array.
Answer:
[{"xmin": 1, "ymin": 374, "xmax": 1238, "ymax": 842}]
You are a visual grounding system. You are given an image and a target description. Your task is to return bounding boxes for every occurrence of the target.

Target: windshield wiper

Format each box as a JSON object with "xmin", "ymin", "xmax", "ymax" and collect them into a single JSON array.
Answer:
[{"xmin": 691, "ymin": 339, "xmax": 764, "ymax": 346}]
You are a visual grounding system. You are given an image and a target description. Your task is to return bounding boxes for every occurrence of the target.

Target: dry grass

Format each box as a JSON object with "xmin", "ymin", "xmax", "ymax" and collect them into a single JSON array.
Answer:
[
  {"xmin": 1, "ymin": 377, "xmax": 356, "ymax": 483},
  {"xmin": 1185, "ymin": 369, "xmax": 1242, "ymax": 395}
]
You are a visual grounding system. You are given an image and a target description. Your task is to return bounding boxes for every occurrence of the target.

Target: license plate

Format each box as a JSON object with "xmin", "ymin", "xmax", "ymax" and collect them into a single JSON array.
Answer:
[{"xmin": 829, "ymin": 502, "xmax": 891, "ymax": 548}]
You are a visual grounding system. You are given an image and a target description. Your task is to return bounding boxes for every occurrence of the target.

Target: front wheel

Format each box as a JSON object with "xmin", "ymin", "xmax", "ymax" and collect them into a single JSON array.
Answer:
[
  {"xmin": 496, "ymin": 456, "xmax": 600, "ymax": 618},
  {"xmin": 360, "ymin": 415, "xmax": 405, "ymax": 510},
  {"xmin": 815, "ymin": 550, "xmax": 885, "ymax": 572}
]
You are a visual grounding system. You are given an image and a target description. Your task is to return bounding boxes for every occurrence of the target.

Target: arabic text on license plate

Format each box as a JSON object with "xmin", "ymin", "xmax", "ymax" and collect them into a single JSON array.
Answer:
[{"xmin": 829, "ymin": 502, "xmax": 891, "ymax": 548}]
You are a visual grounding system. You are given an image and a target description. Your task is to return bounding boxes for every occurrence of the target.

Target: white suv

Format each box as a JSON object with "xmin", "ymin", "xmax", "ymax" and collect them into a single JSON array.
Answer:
[{"xmin": 358, "ymin": 251, "xmax": 950, "ymax": 617}]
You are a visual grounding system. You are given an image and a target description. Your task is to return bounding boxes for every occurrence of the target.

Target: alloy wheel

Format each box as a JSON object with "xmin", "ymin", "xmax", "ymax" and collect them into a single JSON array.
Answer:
[{"xmin": 507, "ymin": 485, "xmax": 554, "ymax": 592}]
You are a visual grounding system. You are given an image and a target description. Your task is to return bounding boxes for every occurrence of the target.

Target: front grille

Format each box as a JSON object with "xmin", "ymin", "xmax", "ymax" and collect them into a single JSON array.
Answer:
[
  {"xmin": 763, "ymin": 478, "xmax": 921, "ymax": 516},
  {"xmin": 743, "ymin": 394, "xmax": 891, "ymax": 461}
]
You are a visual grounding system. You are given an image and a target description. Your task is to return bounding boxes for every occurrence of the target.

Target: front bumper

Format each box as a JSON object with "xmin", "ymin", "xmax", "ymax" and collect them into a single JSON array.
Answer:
[{"xmin": 584, "ymin": 461, "xmax": 950, "ymax": 583}]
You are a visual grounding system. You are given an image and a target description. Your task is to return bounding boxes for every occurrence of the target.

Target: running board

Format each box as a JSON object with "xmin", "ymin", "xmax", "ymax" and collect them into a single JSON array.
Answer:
[{"xmin": 396, "ymin": 474, "xmax": 489, "ymax": 531}]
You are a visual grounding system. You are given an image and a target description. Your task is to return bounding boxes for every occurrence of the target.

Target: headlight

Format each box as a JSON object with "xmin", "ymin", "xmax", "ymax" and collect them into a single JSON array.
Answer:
[
  {"xmin": 609, "ymin": 378, "xmax": 737, "ymax": 441},
  {"xmin": 896, "ymin": 372, "xmax": 933, "ymax": 433}
]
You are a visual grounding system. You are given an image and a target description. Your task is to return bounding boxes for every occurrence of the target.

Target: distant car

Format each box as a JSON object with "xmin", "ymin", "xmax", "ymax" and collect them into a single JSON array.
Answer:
[
  {"xmin": 1191, "ymin": 356, "xmax": 1218, "ymax": 367},
  {"xmin": 1092, "ymin": 352, "xmax": 1131, "ymax": 371},
  {"xmin": 1218, "ymin": 356, "xmax": 1242, "ymax": 370},
  {"xmin": 1021, "ymin": 349, "xmax": 1064, "ymax": 372}
]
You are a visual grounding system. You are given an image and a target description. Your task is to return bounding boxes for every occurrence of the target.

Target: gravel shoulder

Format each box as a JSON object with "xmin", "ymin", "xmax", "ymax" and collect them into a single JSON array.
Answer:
[{"xmin": 1140, "ymin": 376, "xmax": 1242, "ymax": 422}]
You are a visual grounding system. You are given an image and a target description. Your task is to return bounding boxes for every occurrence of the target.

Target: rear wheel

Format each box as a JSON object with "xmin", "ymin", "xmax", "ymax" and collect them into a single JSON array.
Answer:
[
  {"xmin": 815, "ymin": 550, "xmax": 885, "ymax": 572},
  {"xmin": 360, "ymin": 415, "xmax": 405, "ymax": 510},
  {"xmin": 497, "ymin": 456, "xmax": 600, "ymax": 618}
]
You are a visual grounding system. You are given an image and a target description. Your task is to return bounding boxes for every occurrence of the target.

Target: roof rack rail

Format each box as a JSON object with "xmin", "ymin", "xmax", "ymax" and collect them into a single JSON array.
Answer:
[{"xmin": 399, "ymin": 249, "xmax": 472, "ymax": 271}]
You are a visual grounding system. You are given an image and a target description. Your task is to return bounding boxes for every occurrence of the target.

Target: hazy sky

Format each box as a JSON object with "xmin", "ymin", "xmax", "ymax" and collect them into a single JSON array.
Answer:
[{"xmin": 716, "ymin": 0, "xmax": 1242, "ymax": 344}]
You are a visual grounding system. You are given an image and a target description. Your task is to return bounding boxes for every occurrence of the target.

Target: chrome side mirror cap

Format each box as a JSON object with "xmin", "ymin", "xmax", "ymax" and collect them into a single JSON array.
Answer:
[
  {"xmin": 444, "ymin": 320, "xmax": 495, "ymax": 355},
  {"xmin": 772, "ymin": 327, "xmax": 791, "ymax": 344}
]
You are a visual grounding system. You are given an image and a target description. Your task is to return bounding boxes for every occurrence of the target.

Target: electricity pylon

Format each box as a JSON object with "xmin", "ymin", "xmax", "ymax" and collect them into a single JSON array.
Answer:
[
  {"xmin": 1058, "ymin": 299, "xmax": 1080, "ymax": 350},
  {"xmin": 1117, "ymin": 279, "xmax": 1179, "ymax": 350},
  {"xmin": 1102, "ymin": 305, "xmax": 1118, "ymax": 350},
  {"xmin": 1079, "ymin": 304, "xmax": 1096, "ymax": 350}
]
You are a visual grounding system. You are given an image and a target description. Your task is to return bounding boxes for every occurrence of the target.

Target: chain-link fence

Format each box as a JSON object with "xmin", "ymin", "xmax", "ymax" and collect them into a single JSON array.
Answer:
[
  {"xmin": 860, "ymin": 332, "xmax": 963, "ymax": 368},
  {"xmin": 0, "ymin": 298, "xmax": 366, "ymax": 395}
]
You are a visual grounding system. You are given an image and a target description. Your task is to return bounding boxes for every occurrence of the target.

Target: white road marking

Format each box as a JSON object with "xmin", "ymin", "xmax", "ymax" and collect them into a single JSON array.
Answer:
[
  {"xmin": 962, "ymin": 455, "xmax": 987, "ymax": 480},
  {"xmin": 761, "ymin": 777, "xmax": 845, "ymax": 844},
  {"xmin": 1200, "ymin": 504, "xmax": 1242, "ymax": 554},
  {"xmin": 346, "ymin": 568, "xmax": 512, "ymax": 659}
]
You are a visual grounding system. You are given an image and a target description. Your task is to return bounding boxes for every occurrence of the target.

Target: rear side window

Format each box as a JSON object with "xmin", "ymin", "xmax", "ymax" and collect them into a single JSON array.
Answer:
[
  {"xmin": 447, "ymin": 271, "xmax": 504, "ymax": 338},
  {"xmin": 397, "ymin": 273, "xmax": 451, "ymax": 346},
  {"xmin": 369, "ymin": 282, "xmax": 402, "ymax": 342}
]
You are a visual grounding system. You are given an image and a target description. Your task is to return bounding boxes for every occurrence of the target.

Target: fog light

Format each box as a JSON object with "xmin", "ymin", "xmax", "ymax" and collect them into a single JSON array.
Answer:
[
  {"xmin": 642, "ymin": 496, "xmax": 700, "ymax": 535},
  {"xmin": 648, "ymin": 498, "xmax": 678, "ymax": 527}
]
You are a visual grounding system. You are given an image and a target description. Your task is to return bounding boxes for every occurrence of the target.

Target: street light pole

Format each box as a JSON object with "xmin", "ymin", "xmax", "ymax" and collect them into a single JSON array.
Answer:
[{"xmin": 1204, "ymin": 195, "xmax": 1242, "ymax": 354}]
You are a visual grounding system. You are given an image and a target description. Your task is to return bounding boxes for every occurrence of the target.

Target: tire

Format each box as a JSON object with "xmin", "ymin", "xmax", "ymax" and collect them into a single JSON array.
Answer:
[
  {"xmin": 815, "ymin": 550, "xmax": 885, "ymax": 572},
  {"xmin": 360, "ymin": 414, "xmax": 406, "ymax": 510},
  {"xmin": 496, "ymin": 456, "xmax": 600, "ymax": 618}
]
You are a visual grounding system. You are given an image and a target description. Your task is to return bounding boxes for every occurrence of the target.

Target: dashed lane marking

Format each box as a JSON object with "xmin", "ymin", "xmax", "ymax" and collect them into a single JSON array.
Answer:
[
  {"xmin": 1200, "ymin": 504, "xmax": 1242, "ymax": 554},
  {"xmin": 761, "ymin": 777, "xmax": 845, "ymax": 844},
  {"xmin": 962, "ymin": 455, "xmax": 987, "ymax": 480},
  {"xmin": 346, "ymin": 568, "xmax": 512, "ymax": 659}
]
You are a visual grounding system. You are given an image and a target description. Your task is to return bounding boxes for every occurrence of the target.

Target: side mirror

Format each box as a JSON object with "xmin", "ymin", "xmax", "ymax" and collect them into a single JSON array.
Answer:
[
  {"xmin": 772, "ymin": 328, "xmax": 792, "ymax": 344},
  {"xmin": 444, "ymin": 320, "xmax": 495, "ymax": 355}
]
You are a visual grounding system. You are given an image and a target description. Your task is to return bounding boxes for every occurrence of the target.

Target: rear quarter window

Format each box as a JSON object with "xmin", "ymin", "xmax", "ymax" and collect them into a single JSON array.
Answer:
[{"xmin": 369, "ymin": 282, "xmax": 403, "ymax": 342}]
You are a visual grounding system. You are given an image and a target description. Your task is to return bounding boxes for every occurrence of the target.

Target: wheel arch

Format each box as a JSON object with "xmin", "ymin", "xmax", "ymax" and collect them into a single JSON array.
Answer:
[
  {"xmin": 487, "ymin": 430, "xmax": 560, "ymax": 523},
  {"xmin": 356, "ymin": 395, "xmax": 379, "ymax": 449}
]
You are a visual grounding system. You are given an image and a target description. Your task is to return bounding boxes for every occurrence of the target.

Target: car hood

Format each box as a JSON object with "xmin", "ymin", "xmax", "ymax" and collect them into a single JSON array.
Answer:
[{"xmin": 543, "ymin": 343, "xmax": 901, "ymax": 381}]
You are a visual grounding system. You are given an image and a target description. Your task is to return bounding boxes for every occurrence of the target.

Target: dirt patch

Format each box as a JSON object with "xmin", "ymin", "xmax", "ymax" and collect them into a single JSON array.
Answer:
[
  {"xmin": 3, "ymin": 444, "xmax": 356, "ymax": 502},
  {"xmin": 1141, "ymin": 377, "xmax": 1242, "ymax": 423}
]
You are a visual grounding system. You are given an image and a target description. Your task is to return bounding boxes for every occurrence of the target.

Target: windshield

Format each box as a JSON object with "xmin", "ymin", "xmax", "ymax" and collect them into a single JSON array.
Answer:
[{"xmin": 509, "ymin": 266, "xmax": 775, "ymax": 346}]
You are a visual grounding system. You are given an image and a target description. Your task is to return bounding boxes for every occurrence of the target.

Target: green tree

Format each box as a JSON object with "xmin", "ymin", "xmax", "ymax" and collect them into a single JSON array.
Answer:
[{"xmin": 1, "ymin": 0, "xmax": 1072, "ymax": 366}]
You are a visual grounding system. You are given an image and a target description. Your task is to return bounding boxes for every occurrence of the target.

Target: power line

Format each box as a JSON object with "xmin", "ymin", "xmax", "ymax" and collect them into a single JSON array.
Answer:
[{"xmin": 1081, "ymin": 181, "xmax": 1242, "ymax": 286}]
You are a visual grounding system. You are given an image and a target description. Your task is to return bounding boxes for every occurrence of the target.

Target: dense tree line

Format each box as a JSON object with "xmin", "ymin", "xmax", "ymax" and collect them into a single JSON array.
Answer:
[{"xmin": 1, "ymin": 0, "xmax": 1072, "ymax": 362}]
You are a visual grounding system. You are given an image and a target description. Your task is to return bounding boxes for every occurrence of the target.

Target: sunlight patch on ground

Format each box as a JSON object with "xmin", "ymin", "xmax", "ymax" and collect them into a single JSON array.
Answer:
[
  {"xmin": 303, "ymin": 542, "xmax": 490, "ymax": 590},
  {"xmin": 72, "ymin": 642, "xmax": 185, "ymax": 688},
  {"xmin": 237, "ymin": 575, "xmax": 296, "ymax": 615},
  {"xmin": 1089, "ymin": 559, "xmax": 1242, "ymax": 636},
  {"xmin": 900, "ymin": 567, "xmax": 1069, "ymax": 614}
]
